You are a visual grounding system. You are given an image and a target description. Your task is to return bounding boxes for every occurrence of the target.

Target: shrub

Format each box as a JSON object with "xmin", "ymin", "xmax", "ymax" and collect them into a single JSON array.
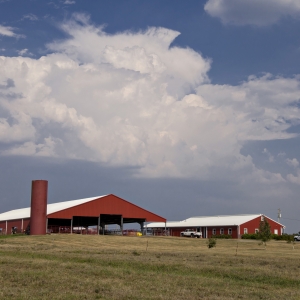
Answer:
[
  {"xmin": 241, "ymin": 233, "xmax": 258, "ymax": 240},
  {"xmin": 212, "ymin": 234, "xmax": 232, "ymax": 239},
  {"xmin": 241, "ymin": 233, "xmax": 294, "ymax": 241},
  {"xmin": 207, "ymin": 238, "xmax": 217, "ymax": 249},
  {"xmin": 272, "ymin": 234, "xmax": 294, "ymax": 241}
]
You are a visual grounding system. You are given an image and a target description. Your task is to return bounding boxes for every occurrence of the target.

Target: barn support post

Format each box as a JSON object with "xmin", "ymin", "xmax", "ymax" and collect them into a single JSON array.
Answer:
[
  {"xmin": 21, "ymin": 219, "xmax": 23, "ymax": 233},
  {"xmin": 139, "ymin": 221, "xmax": 144, "ymax": 233},
  {"xmin": 71, "ymin": 218, "xmax": 73, "ymax": 234},
  {"xmin": 97, "ymin": 216, "xmax": 100, "ymax": 235},
  {"xmin": 120, "ymin": 216, "xmax": 123, "ymax": 235},
  {"xmin": 46, "ymin": 218, "xmax": 48, "ymax": 233},
  {"xmin": 5, "ymin": 220, "xmax": 7, "ymax": 235}
]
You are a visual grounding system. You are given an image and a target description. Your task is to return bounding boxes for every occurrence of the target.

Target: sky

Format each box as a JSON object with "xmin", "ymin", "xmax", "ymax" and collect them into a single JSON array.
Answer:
[{"xmin": 0, "ymin": 0, "xmax": 300, "ymax": 232}]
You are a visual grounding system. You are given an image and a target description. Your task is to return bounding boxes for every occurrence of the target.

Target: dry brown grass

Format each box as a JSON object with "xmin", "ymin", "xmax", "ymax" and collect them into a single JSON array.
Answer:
[{"xmin": 0, "ymin": 234, "xmax": 299, "ymax": 299}]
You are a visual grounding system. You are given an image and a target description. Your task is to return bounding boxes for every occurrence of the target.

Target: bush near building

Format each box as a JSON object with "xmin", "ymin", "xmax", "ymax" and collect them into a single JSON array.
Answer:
[
  {"xmin": 211, "ymin": 234, "xmax": 232, "ymax": 239},
  {"xmin": 241, "ymin": 233, "xmax": 294, "ymax": 240}
]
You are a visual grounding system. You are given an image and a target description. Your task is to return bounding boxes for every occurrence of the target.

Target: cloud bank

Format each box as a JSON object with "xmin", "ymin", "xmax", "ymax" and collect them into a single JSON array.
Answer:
[
  {"xmin": 204, "ymin": 0, "xmax": 300, "ymax": 26},
  {"xmin": 0, "ymin": 13, "xmax": 299, "ymax": 182}
]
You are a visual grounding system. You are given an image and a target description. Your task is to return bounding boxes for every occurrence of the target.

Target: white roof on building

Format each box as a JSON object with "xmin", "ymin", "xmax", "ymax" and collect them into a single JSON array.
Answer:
[
  {"xmin": 147, "ymin": 214, "xmax": 284, "ymax": 228},
  {"xmin": 0, "ymin": 195, "xmax": 105, "ymax": 221}
]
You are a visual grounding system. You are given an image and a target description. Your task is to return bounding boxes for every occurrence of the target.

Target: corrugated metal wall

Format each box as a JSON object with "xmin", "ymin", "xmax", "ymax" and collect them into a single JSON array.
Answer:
[
  {"xmin": 240, "ymin": 216, "xmax": 283, "ymax": 236},
  {"xmin": 0, "ymin": 218, "xmax": 30, "ymax": 234},
  {"xmin": 207, "ymin": 226, "xmax": 238, "ymax": 238}
]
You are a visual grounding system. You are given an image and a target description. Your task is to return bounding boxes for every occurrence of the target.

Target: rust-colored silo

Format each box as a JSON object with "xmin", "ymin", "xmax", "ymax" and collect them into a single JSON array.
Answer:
[{"xmin": 30, "ymin": 180, "xmax": 48, "ymax": 235}]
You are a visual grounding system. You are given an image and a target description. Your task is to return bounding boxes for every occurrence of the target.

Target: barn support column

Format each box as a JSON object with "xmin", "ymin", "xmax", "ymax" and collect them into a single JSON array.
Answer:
[
  {"xmin": 5, "ymin": 220, "xmax": 7, "ymax": 235},
  {"xmin": 139, "ymin": 221, "xmax": 144, "ymax": 234},
  {"xmin": 46, "ymin": 218, "xmax": 48, "ymax": 233},
  {"xmin": 97, "ymin": 216, "xmax": 100, "ymax": 235},
  {"xmin": 120, "ymin": 216, "xmax": 123, "ymax": 235},
  {"xmin": 21, "ymin": 219, "xmax": 24, "ymax": 233},
  {"xmin": 70, "ymin": 218, "xmax": 73, "ymax": 234}
]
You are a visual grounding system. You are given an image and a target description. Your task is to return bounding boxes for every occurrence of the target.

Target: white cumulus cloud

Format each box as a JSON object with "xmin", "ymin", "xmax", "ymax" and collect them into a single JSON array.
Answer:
[
  {"xmin": 204, "ymin": 0, "xmax": 300, "ymax": 26},
  {"xmin": 287, "ymin": 170, "xmax": 300, "ymax": 185},
  {"xmin": 64, "ymin": 0, "xmax": 76, "ymax": 4},
  {"xmin": 0, "ymin": 25, "xmax": 22, "ymax": 37},
  {"xmin": 22, "ymin": 14, "xmax": 38, "ymax": 21},
  {"xmin": 0, "ymin": 14, "xmax": 299, "ymax": 183},
  {"xmin": 286, "ymin": 158, "xmax": 299, "ymax": 168}
]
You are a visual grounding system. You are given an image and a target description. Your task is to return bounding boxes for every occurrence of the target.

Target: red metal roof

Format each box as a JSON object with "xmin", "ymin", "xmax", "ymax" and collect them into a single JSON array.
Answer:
[{"xmin": 47, "ymin": 194, "xmax": 166, "ymax": 222}]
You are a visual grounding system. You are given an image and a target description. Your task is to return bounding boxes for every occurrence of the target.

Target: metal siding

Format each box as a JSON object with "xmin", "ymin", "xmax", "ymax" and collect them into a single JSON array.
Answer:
[
  {"xmin": 168, "ymin": 226, "xmax": 238, "ymax": 238},
  {"xmin": 207, "ymin": 226, "xmax": 238, "ymax": 238},
  {"xmin": 0, "ymin": 220, "xmax": 6, "ymax": 233},
  {"xmin": 47, "ymin": 194, "xmax": 166, "ymax": 222},
  {"xmin": 5, "ymin": 219, "xmax": 30, "ymax": 234},
  {"xmin": 240, "ymin": 216, "xmax": 283, "ymax": 235}
]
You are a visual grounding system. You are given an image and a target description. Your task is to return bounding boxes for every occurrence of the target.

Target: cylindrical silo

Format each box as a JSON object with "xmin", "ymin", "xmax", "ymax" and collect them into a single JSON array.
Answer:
[{"xmin": 30, "ymin": 180, "xmax": 48, "ymax": 235}]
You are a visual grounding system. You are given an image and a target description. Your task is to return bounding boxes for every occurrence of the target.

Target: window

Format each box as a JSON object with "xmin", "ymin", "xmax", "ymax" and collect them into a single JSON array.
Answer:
[
  {"xmin": 212, "ymin": 228, "xmax": 216, "ymax": 235},
  {"xmin": 261, "ymin": 215, "xmax": 264, "ymax": 221},
  {"xmin": 255, "ymin": 229, "xmax": 259, "ymax": 234},
  {"xmin": 228, "ymin": 228, "xmax": 232, "ymax": 235},
  {"xmin": 274, "ymin": 229, "xmax": 278, "ymax": 235},
  {"xmin": 220, "ymin": 228, "xmax": 224, "ymax": 235},
  {"xmin": 244, "ymin": 228, "xmax": 248, "ymax": 234}
]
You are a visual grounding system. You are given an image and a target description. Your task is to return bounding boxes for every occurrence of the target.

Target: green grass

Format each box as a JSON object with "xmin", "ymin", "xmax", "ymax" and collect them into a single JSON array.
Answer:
[{"xmin": 0, "ymin": 235, "xmax": 299, "ymax": 299}]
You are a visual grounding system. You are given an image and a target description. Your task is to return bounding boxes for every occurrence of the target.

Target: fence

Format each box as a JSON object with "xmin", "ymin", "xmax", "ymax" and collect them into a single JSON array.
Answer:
[{"xmin": 151, "ymin": 229, "xmax": 170, "ymax": 236}]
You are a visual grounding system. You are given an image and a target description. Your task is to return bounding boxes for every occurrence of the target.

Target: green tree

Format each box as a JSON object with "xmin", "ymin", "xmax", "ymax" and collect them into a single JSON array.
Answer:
[{"xmin": 257, "ymin": 218, "xmax": 272, "ymax": 249}]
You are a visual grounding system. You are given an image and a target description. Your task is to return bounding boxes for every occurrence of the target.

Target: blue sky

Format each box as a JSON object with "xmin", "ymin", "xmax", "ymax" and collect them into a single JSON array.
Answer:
[{"xmin": 0, "ymin": 0, "xmax": 300, "ymax": 232}]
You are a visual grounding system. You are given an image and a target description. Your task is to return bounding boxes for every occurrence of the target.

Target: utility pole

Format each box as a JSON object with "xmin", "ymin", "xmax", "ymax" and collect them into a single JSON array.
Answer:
[{"xmin": 278, "ymin": 208, "xmax": 281, "ymax": 223}]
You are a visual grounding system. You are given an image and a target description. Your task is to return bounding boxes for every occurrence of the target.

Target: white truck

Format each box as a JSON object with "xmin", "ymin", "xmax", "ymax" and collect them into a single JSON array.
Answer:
[
  {"xmin": 294, "ymin": 234, "xmax": 300, "ymax": 241},
  {"xmin": 180, "ymin": 229, "xmax": 202, "ymax": 238}
]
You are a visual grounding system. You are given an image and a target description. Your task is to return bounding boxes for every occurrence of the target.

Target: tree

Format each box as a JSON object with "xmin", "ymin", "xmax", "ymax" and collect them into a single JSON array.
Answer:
[{"xmin": 257, "ymin": 219, "xmax": 272, "ymax": 249}]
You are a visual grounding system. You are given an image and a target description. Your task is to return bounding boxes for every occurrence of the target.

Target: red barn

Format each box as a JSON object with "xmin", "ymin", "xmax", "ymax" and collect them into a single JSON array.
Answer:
[
  {"xmin": 0, "ymin": 194, "xmax": 166, "ymax": 235},
  {"xmin": 147, "ymin": 214, "xmax": 285, "ymax": 238}
]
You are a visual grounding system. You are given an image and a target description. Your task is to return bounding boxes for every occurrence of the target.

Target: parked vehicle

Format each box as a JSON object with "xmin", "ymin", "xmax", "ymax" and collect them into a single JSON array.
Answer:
[
  {"xmin": 180, "ymin": 229, "xmax": 202, "ymax": 238},
  {"xmin": 294, "ymin": 234, "xmax": 300, "ymax": 241}
]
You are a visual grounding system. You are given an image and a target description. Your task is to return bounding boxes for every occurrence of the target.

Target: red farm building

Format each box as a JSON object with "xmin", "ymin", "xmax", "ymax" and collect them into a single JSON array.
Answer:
[
  {"xmin": 0, "ymin": 194, "xmax": 166, "ymax": 235},
  {"xmin": 147, "ymin": 214, "xmax": 285, "ymax": 238}
]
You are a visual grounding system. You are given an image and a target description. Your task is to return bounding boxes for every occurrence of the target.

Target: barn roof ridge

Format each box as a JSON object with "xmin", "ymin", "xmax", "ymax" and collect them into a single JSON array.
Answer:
[{"xmin": 188, "ymin": 214, "xmax": 261, "ymax": 219}]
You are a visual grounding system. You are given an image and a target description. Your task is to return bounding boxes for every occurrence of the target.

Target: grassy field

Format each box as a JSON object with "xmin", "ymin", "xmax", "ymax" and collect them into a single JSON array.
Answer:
[{"xmin": 0, "ymin": 234, "xmax": 299, "ymax": 299}]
